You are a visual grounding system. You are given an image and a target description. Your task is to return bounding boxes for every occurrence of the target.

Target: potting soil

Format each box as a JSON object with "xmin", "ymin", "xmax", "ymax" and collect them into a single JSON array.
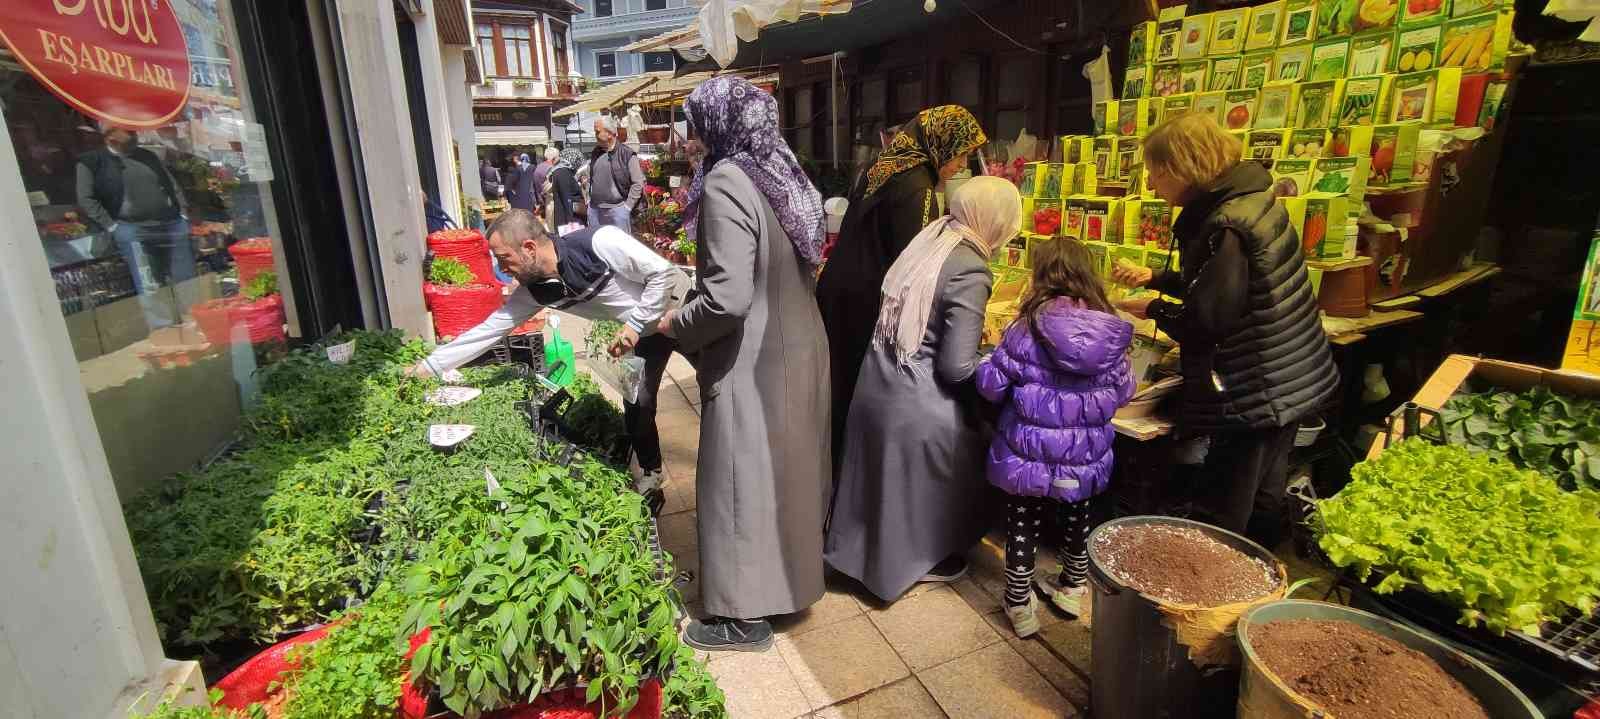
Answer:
[
  {"xmin": 1094, "ymin": 524, "xmax": 1279, "ymax": 606},
  {"xmin": 1250, "ymin": 619, "xmax": 1490, "ymax": 719}
]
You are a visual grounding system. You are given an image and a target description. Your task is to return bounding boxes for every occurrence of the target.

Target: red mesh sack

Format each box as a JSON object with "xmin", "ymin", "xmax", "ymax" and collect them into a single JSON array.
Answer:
[
  {"xmin": 400, "ymin": 628, "xmax": 663, "ymax": 719},
  {"xmin": 228, "ymin": 238, "xmax": 275, "ymax": 285},
  {"xmin": 424, "ymin": 282, "xmax": 503, "ymax": 340},
  {"xmin": 429, "ymin": 228, "xmax": 498, "ymax": 285},
  {"xmin": 192, "ymin": 295, "xmax": 285, "ymax": 346},
  {"xmin": 212, "ymin": 624, "xmax": 335, "ymax": 710}
]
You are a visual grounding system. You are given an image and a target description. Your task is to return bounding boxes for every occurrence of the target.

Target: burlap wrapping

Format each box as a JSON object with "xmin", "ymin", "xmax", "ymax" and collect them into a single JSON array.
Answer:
[{"xmin": 1152, "ymin": 562, "xmax": 1293, "ymax": 669}]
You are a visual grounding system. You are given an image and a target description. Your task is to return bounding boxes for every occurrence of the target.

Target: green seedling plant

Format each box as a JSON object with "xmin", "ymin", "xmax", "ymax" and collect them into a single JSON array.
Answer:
[
  {"xmin": 1442, "ymin": 385, "xmax": 1600, "ymax": 491},
  {"xmin": 430, "ymin": 257, "xmax": 479, "ymax": 287}
]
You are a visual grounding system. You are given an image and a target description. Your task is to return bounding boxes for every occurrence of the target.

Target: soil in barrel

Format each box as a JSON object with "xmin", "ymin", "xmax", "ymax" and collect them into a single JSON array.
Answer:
[
  {"xmin": 1250, "ymin": 619, "xmax": 1490, "ymax": 719},
  {"xmin": 1092, "ymin": 523, "xmax": 1279, "ymax": 606}
]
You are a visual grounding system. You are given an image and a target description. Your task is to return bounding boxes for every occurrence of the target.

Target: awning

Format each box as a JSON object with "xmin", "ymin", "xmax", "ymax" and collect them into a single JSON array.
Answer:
[
  {"xmin": 633, "ymin": 70, "xmax": 779, "ymax": 104},
  {"xmin": 618, "ymin": 25, "xmax": 702, "ymax": 54},
  {"xmin": 476, "ymin": 129, "xmax": 551, "ymax": 146},
  {"xmin": 552, "ymin": 74, "xmax": 663, "ymax": 118}
]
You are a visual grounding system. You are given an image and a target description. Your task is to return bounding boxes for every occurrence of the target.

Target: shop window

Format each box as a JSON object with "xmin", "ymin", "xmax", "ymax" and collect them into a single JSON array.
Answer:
[
  {"xmin": 594, "ymin": 0, "xmax": 613, "ymax": 17},
  {"xmin": 476, "ymin": 23, "xmax": 497, "ymax": 76},
  {"xmin": 949, "ymin": 57, "xmax": 983, "ymax": 108},
  {"xmin": 889, "ymin": 67, "xmax": 924, "ymax": 125},
  {"xmin": 787, "ymin": 85, "xmax": 816, "ymax": 161},
  {"xmin": 503, "ymin": 25, "xmax": 538, "ymax": 78},
  {"xmin": 646, "ymin": 0, "xmax": 669, "ymax": 9},
  {"xmin": 597, "ymin": 52, "xmax": 618, "ymax": 77},
  {"xmin": 995, "ymin": 55, "xmax": 1034, "ymax": 141},
  {"xmin": 643, "ymin": 52, "xmax": 676, "ymax": 73},
  {"xmin": 1, "ymin": 0, "xmax": 298, "ymax": 494}
]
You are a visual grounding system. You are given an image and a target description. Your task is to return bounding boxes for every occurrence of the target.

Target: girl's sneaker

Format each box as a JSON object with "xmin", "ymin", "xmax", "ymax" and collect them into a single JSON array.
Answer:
[
  {"xmin": 1006, "ymin": 596, "xmax": 1040, "ymax": 638},
  {"xmin": 1036, "ymin": 575, "xmax": 1089, "ymax": 618}
]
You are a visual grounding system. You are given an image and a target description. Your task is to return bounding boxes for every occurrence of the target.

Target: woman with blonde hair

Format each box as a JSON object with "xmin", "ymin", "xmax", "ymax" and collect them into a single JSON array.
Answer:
[
  {"xmin": 1112, "ymin": 112, "xmax": 1337, "ymax": 546},
  {"xmin": 826, "ymin": 176, "xmax": 1018, "ymax": 601}
]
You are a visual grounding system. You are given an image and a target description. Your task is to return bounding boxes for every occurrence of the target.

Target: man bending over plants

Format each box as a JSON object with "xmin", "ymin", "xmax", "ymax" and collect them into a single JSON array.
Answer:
[{"xmin": 410, "ymin": 209, "xmax": 687, "ymax": 509}]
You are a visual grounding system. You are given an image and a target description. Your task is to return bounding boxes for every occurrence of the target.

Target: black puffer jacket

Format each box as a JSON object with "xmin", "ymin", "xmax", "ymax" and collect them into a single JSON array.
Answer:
[{"xmin": 1148, "ymin": 162, "xmax": 1338, "ymax": 431}]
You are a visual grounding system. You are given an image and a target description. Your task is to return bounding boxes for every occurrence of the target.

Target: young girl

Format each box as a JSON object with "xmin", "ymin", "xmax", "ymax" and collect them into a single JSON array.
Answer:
[{"xmin": 975, "ymin": 239, "xmax": 1136, "ymax": 637}]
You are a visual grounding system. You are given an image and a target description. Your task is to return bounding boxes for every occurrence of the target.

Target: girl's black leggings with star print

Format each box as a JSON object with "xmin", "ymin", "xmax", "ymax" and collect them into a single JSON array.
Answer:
[{"xmin": 1004, "ymin": 495, "xmax": 1092, "ymax": 608}]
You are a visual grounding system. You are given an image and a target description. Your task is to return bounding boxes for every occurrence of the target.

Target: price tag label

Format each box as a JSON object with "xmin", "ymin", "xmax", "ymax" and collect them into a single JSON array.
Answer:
[
  {"xmin": 326, "ymin": 340, "xmax": 356, "ymax": 365},
  {"xmin": 429, "ymin": 424, "xmax": 475, "ymax": 448},
  {"xmin": 425, "ymin": 386, "xmax": 482, "ymax": 406}
]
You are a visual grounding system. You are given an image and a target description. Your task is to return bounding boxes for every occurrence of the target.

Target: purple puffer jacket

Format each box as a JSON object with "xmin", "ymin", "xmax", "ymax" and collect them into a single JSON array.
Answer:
[{"xmin": 976, "ymin": 299, "xmax": 1136, "ymax": 502}]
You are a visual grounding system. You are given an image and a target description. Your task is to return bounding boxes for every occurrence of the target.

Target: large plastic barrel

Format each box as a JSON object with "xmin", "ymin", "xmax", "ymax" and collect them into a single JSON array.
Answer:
[
  {"xmin": 1088, "ymin": 515, "xmax": 1285, "ymax": 719},
  {"xmin": 1236, "ymin": 599, "xmax": 1539, "ymax": 719}
]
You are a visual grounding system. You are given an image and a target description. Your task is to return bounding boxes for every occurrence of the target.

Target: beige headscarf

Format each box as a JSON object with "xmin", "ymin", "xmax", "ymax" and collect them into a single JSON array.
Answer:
[{"xmin": 873, "ymin": 176, "xmax": 1022, "ymax": 370}]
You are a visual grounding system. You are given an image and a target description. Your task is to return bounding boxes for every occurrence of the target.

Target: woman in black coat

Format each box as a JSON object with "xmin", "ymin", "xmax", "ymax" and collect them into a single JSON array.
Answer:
[
  {"xmin": 549, "ymin": 147, "xmax": 587, "ymax": 229},
  {"xmin": 815, "ymin": 106, "xmax": 986, "ymax": 487},
  {"xmin": 1113, "ymin": 113, "xmax": 1338, "ymax": 546}
]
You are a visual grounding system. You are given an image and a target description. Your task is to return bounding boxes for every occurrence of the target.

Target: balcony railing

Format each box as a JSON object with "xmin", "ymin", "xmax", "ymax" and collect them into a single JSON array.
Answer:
[
  {"xmin": 571, "ymin": 5, "xmax": 697, "ymax": 41},
  {"xmin": 473, "ymin": 75, "xmax": 585, "ymax": 100}
]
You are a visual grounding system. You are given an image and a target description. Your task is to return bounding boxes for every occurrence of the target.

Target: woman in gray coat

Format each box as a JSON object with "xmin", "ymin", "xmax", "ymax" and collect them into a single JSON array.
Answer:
[
  {"xmin": 661, "ymin": 76, "xmax": 831, "ymax": 651},
  {"xmin": 826, "ymin": 177, "xmax": 1022, "ymax": 602}
]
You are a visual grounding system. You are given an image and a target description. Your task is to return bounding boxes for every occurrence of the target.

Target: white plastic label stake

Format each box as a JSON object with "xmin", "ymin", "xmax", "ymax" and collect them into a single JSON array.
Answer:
[
  {"xmin": 326, "ymin": 340, "xmax": 356, "ymax": 364},
  {"xmin": 429, "ymin": 424, "xmax": 475, "ymax": 449},
  {"xmin": 425, "ymin": 386, "xmax": 482, "ymax": 406},
  {"xmin": 484, "ymin": 467, "xmax": 501, "ymax": 496},
  {"xmin": 440, "ymin": 369, "xmax": 466, "ymax": 384}
]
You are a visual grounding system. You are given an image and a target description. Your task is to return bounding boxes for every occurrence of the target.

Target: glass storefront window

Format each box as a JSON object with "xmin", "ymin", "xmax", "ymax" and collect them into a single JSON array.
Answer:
[{"xmin": 2, "ymin": 0, "xmax": 292, "ymax": 498}]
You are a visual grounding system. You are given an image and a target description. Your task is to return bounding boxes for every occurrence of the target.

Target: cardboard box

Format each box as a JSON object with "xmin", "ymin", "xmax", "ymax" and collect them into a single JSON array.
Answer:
[
  {"xmin": 1129, "ymin": 21, "xmax": 1155, "ymax": 66},
  {"xmin": 1282, "ymin": 0, "xmax": 1319, "ymax": 44},
  {"xmin": 1124, "ymin": 63, "xmax": 1150, "ymax": 99},
  {"xmin": 1440, "ymin": 10, "xmax": 1511, "ymax": 70},
  {"xmin": 1180, "ymin": 13, "xmax": 1212, "ymax": 59},
  {"xmin": 1281, "ymin": 192, "xmax": 1351, "ymax": 259},
  {"xmin": 1401, "ymin": 0, "xmax": 1449, "ymax": 27},
  {"xmin": 1210, "ymin": 7, "xmax": 1249, "ymax": 55},
  {"xmin": 1269, "ymin": 158, "xmax": 1316, "ymax": 197},
  {"xmin": 1287, "ymin": 128, "xmax": 1332, "ymax": 158},
  {"xmin": 1272, "ymin": 43, "xmax": 1314, "ymax": 82},
  {"xmin": 1193, "ymin": 91, "xmax": 1227, "ymax": 125},
  {"xmin": 1389, "ymin": 67, "xmax": 1462, "ymax": 125},
  {"xmin": 1337, "ymin": 74, "xmax": 1393, "ymax": 125},
  {"xmin": 1155, "ymin": 16, "xmax": 1184, "ymax": 63},
  {"xmin": 1242, "ymin": 50, "xmax": 1276, "ymax": 88},
  {"xmin": 1316, "ymin": 0, "xmax": 1354, "ymax": 38},
  {"xmin": 1019, "ymin": 162, "xmax": 1042, "ymax": 197},
  {"xmin": 1310, "ymin": 37, "xmax": 1352, "ymax": 80},
  {"xmin": 1293, "ymin": 79, "xmax": 1346, "ymax": 128},
  {"xmin": 1350, "ymin": 30, "xmax": 1397, "ymax": 74},
  {"xmin": 1248, "ymin": 129, "xmax": 1291, "ymax": 160},
  {"xmin": 1370, "ymin": 355, "xmax": 1600, "ymax": 458},
  {"xmin": 1354, "ymin": 0, "xmax": 1402, "ymax": 32},
  {"xmin": 1152, "ymin": 63, "xmax": 1183, "ymax": 97},
  {"xmin": 1368, "ymin": 121, "xmax": 1422, "ymax": 185},
  {"xmin": 1179, "ymin": 60, "xmax": 1211, "ymax": 94},
  {"xmin": 1092, "ymin": 100, "xmax": 1117, "ymax": 135},
  {"xmin": 1247, "ymin": 1, "xmax": 1287, "ymax": 50},
  {"xmin": 1330, "ymin": 124, "xmax": 1375, "ymax": 156},
  {"xmin": 1395, "ymin": 23, "xmax": 1443, "ymax": 72},
  {"xmin": 1210, "ymin": 56, "xmax": 1243, "ymax": 92},
  {"xmin": 1257, "ymin": 82, "xmax": 1297, "ymax": 128},
  {"xmin": 1310, "ymin": 155, "xmax": 1372, "ymax": 203},
  {"xmin": 1221, "ymin": 89, "xmax": 1260, "ymax": 130}
]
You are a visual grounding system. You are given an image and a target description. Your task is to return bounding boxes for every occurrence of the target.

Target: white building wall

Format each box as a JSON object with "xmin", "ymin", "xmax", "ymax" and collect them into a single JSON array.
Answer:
[
  {"xmin": 413, "ymin": 0, "xmax": 464, "ymax": 221},
  {"xmin": 444, "ymin": 46, "xmax": 485, "ymax": 208}
]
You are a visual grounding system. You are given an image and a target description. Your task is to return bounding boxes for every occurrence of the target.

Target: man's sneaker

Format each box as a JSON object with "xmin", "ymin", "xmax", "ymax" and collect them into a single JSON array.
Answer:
[
  {"xmin": 1036, "ymin": 575, "xmax": 1088, "ymax": 618},
  {"xmin": 1006, "ymin": 596, "xmax": 1040, "ymax": 638},
  {"xmin": 683, "ymin": 616, "xmax": 773, "ymax": 652},
  {"xmin": 920, "ymin": 555, "xmax": 969, "ymax": 583}
]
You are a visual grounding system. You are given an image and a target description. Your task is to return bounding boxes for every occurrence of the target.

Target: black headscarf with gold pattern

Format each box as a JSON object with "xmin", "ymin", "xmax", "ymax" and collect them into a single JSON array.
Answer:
[{"xmin": 863, "ymin": 106, "xmax": 987, "ymax": 198}]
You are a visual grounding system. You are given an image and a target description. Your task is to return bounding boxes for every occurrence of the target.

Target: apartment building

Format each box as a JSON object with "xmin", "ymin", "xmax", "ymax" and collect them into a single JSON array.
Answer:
[
  {"xmin": 471, "ymin": 0, "xmax": 583, "ymax": 158},
  {"xmin": 570, "ymin": 0, "xmax": 697, "ymax": 80}
]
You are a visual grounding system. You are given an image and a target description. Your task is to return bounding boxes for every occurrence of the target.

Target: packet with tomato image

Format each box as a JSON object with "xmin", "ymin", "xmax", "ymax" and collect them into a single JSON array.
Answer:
[
  {"xmin": 1179, "ymin": 14, "xmax": 1212, "ymax": 59},
  {"xmin": 1084, "ymin": 198, "xmax": 1117, "ymax": 243},
  {"xmin": 1366, "ymin": 122, "xmax": 1421, "ymax": 185},
  {"xmin": 1328, "ymin": 124, "xmax": 1375, "ymax": 157},
  {"xmin": 1223, "ymin": 90, "xmax": 1260, "ymax": 130},
  {"xmin": 1400, "ymin": 0, "xmax": 1447, "ymax": 27},
  {"xmin": 1063, "ymin": 197, "xmax": 1088, "ymax": 240}
]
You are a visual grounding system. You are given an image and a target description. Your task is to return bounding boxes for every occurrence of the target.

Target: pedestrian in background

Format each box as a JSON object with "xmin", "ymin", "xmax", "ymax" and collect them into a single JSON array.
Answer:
[
  {"xmin": 507, "ymin": 153, "xmax": 538, "ymax": 213},
  {"xmin": 588, "ymin": 115, "xmax": 644, "ymax": 231}
]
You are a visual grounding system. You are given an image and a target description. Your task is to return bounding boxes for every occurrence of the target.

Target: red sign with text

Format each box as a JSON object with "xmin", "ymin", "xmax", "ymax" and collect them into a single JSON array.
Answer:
[{"xmin": 0, "ymin": 0, "xmax": 191, "ymax": 128}]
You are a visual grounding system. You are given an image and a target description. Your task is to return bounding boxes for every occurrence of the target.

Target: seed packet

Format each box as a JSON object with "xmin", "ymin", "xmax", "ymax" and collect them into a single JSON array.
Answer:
[
  {"xmin": 1452, "ymin": 0, "xmax": 1494, "ymax": 17},
  {"xmin": 1478, "ymin": 78, "xmax": 1507, "ymax": 130},
  {"xmin": 1247, "ymin": 129, "xmax": 1291, "ymax": 160},
  {"xmin": 1311, "ymin": 155, "xmax": 1372, "ymax": 204},
  {"xmin": 1180, "ymin": 14, "xmax": 1212, "ymax": 60},
  {"xmin": 1063, "ymin": 197, "xmax": 1088, "ymax": 240},
  {"xmin": 1019, "ymin": 162, "xmax": 1040, "ymax": 196},
  {"xmin": 1439, "ymin": 11, "xmax": 1509, "ymax": 70},
  {"xmin": 1242, "ymin": 50, "xmax": 1275, "ymax": 89},
  {"xmin": 1329, "ymin": 124, "xmax": 1374, "ymax": 156},
  {"xmin": 1093, "ymin": 136, "xmax": 1122, "ymax": 180},
  {"xmin": 1179, "ymin": 60, "xmax": 1210, "ymax": 94},
  {"xmin": 1155, "ymin": 17, "xmax": 1184, "ymax": 63},
  {"xmin": 1316, "ymin": 0, "xmax": 1355, "ymax": 38},
  {"xmin": 1209, "ymin": 56, "xmax": 1243, "ymax": 92},
  {"xmin": 1246, "ymin": 1, "xmax": 1286, "ymax": 50},
  {"xmin": 1354, "ymin": 0, "xmax": 1401, "ymax": 32},
  {"xmin": 1269, "ymin": 158, "xmax": 1315, "ymax": 197},
  {"xmin": 1193, "ymin": 91, "xmax": 1227, "ymax": 125},
  {"xmin": 1086, "ymin": 198, "xmax": 1120, "ymax": 243},
  {"xmin": 1092, "ymin": 101, "xmax": 1116, "ymax": 135},
  {"xmin": 1401, "ymin": 0, "xmax": 1449, "ymax": 27},
  {"xmin": 1394, "ymin": 24, "xmax": 1443, "ymax": 72},
  {"xmin": 1294, "ymin": 79, "xmax": 1345, "ymax": 128},
  {"xmin": 1368, "ymin": 122, "xmax": 1422, "ymax": 185},
  {"xmin": 1038, "ymin": 163, "xmax": 1065, "ymax": 198},
  {"xmin": 1109, "ymin": 245, "xmax": 1147, "ymax": 282},
  {"xmin": 1124, "ymin": 64, "xmax": 1149, "ymax": 99},
  {"xmin": 1117, "ymin": 143, "xmax": 1141, "ymax": 181},
  {"xmin": 1349, "ymin": 31, "xmax": 1395, "ymax": 74},
  {"xmin": 1162, "ymin": 93, "xmax": 1195, "ymax": 120},
  {"xmin": 1389, "ymin": 68, "xmax": 1461, "ymax": 125},
  {"xmin": 1084, "ymin": 239, "xmax": 1108, "ymax": 276},
  {"xmin": 1222, "ymin": 90, "xmax": 1260, "ymax": 130},
  {"xmin": 1287, "ymin": 128, "xmax": 1332, "ymax": 158},
  {"xmin": 1282, "ymin": 0, "xmax": 1318, "ymax": 44},
  {"xmin": 1129, "ymin": 21, "xmax": 1155, "ymax": 66},
  {"xmin": 1152, "ymin": 63, "xmax": 1183, "ymax": 97},
  {"xmin": 1337, "ymin": 74, "xmax": 1392, "ymax": 125},
  {"xmin": 1256, "ymin": 82, "xmax": 1296, "ymax": 128},
  {"xmin": 1210, "ymin": 8, "xmax": 1248, "ymax": 55},
  {"xmin": 1310, "ymin": 38, "xmax": 1351, "ymax": 80},
  {"xmin": 1273, "ymin": 43, "xmax": 1314, "ymax": 82}
]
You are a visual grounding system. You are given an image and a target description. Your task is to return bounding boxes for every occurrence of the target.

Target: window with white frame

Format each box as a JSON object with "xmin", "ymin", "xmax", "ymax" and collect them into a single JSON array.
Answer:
[
  {"xmin": 596, "ymin": 51, "xmax": 617, "ymax": 77},
  {"xmin": 503, "ymin": 25, "xmax": 537, "ymax": 78},
  {"xmin": 476, "ymin": 23, "xmax": 495, "ymax": 77},
  {"xmin": 642, "ymin": 51, "xmax": 675, "ymax": 72}
]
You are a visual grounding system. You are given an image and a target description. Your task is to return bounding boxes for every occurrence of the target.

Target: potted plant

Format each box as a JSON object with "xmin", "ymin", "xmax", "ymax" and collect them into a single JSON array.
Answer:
[{"xmin": 422, "ymin": 257, "xmax": 501, "ymax": 340}]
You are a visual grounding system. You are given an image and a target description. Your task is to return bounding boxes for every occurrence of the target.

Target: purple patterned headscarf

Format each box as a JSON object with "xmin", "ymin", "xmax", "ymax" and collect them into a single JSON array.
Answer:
[{"xmin": 683, "ymin": 76, "xmax": 826, "ymax": 269}]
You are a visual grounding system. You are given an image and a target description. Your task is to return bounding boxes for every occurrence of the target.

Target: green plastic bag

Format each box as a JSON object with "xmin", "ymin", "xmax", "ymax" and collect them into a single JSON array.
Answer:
[{"xmin": 542, "ymin": 317, "xmax": 576, "ymax": 388}]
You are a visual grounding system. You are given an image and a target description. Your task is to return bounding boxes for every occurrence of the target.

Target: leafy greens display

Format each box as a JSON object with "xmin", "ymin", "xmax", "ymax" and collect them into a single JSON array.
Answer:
[
  {"xmin": 1317, "ymin": 439, "xmax": 1600, "ymax": 635},
  {"xmin": 1441, "ymin": 385, "xmax": 1600, "ymax": 491}
]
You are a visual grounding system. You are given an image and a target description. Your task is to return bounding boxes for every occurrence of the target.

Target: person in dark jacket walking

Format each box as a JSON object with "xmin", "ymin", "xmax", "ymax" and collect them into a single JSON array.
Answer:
[
  {"xmin": 77, "ymin": 125, "xmax": 192, "ymax": 331},
  {"xmin": 532, "ymin": 146, "xmax": 558, "ymax": 214},
  {"xmin": 479, "ymin": 158, "xmax": 503, "ymax": 199},
  {"xmin": 507, "ymin": 153, "xmax": 539, "ymax": 213},
  {"xmin": 1113, "ymin": 113, "xmax": 1338, "ymax": 546},
  {"xmin": 549, "ymin": 147, "xmax": 587, "ymax": 231},
  {"xmin": 815, "ymin": 106, "xmax": 986, "ymax": 485},
  {"xmin": 978, "ymin": 240, "xmax": 1134, "ymax": 635}
]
